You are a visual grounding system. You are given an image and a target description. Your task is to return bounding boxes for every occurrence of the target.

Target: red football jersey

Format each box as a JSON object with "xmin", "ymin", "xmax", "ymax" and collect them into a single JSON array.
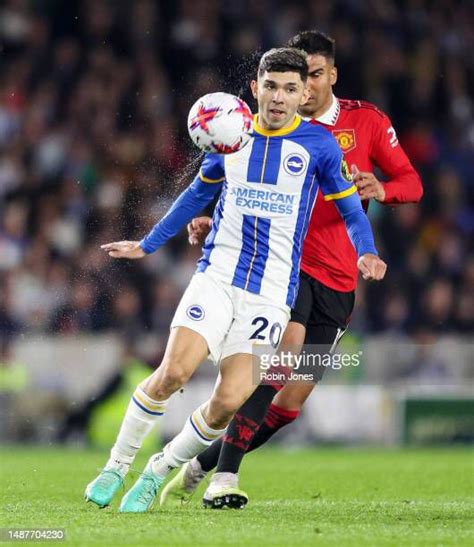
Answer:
[{"xmin": 301, "ymin": 97, "xmax": 423, "ymax": 292}]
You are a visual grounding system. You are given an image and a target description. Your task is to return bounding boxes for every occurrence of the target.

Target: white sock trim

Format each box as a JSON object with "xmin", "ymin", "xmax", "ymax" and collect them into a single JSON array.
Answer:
[
  {"xmin": 189, "ymin": 406, "xmax": 226, "ymax": 442},
  {"xmin": 132, "ymin": 387, "xmax": 168, "ymax": 416}
]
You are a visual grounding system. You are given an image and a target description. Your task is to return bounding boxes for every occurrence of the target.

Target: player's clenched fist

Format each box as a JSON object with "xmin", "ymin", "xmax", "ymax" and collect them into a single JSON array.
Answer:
[
  {"xmin": 187, "ymin": 216, "xmax": 212, "ymax": 245},
  {"xmin": 357, "ymin": 253, "xmax": 387, "ymax": 281},
  {"xmin": 100, "ymin": 240, "xmax": 146, "ymax": 259}
]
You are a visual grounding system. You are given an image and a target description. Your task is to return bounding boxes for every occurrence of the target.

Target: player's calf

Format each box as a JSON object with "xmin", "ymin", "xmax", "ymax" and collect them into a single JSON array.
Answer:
[
  {"xmin": 272, "ymin": 382, "xmax": 315, "ymax": 412},
  {"xmin": 243, "ymin": 403, "xmax": 300, "ymax": 453},
  {"xmin": 205, "ymin": 353, "xmax": 257, "ymax": 429}
]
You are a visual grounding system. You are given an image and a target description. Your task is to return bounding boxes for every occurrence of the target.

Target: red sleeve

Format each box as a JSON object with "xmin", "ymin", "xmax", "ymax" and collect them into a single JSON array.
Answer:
[{"xmin": 370, "ymin": 112, "xmax": 423, "ymax": 205}]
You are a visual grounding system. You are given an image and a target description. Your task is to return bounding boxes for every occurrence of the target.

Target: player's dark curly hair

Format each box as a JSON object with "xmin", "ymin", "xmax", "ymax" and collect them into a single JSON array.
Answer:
[
  {"xmin": 287, "ymin": 30, "xmax": 336, "ymax": 62},
  {"xmin": 258, "ymin": 47, "xmax": 308, "ymax": 81}
]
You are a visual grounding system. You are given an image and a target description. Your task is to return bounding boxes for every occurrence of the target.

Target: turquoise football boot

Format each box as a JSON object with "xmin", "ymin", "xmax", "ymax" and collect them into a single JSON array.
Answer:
[
  {"xmin": 85, "ymin": 469, "xmax": 124, "ymax": 508},
  {"xmin": 119, "ymin": 470, "xmax": 164, "ymax": 513}
]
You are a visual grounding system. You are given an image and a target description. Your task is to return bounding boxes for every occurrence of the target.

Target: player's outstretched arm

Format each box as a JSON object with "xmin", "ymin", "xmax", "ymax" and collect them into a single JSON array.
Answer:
[
  {"xmin": 139, "ymin": 175, "xmax": 221, "ymax": 255},
  {"xmin": 102, "ymin": 155, "xmax": 224, "ymax": 259},
  {"xmin": 101, "ymin": 177, "xmax": 219, "ymax": 260}
]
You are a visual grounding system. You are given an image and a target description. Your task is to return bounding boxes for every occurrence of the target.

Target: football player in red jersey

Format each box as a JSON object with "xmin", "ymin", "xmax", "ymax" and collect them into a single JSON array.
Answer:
[{"xmin": 160, "ymin": 30, "xmax": 422, "ymax": 509}]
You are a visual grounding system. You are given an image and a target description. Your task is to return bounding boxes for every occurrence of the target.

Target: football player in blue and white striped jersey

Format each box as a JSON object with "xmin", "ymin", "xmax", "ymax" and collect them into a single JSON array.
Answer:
[{"xmin": 85, "ymin": 47, "xmax": 386, "ymax": 513}]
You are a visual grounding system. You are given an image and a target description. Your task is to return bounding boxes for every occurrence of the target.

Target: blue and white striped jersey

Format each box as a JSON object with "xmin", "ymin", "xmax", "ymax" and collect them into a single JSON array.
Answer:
[{"xmin": 195, "ymin": 115, "xmax": 358, "ymax": 308}]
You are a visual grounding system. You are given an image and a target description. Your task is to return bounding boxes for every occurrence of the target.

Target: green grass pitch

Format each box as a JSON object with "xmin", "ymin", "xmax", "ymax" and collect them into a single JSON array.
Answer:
[{"xmin": 1, "ymin": 446, "xmax": 473, "ymax": 546}]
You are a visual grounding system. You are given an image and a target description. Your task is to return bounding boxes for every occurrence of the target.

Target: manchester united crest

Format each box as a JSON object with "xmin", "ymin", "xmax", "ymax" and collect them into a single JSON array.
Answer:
[{"xmin": 333, "ymin": 129, "xmax": 356, "ymax": 153}]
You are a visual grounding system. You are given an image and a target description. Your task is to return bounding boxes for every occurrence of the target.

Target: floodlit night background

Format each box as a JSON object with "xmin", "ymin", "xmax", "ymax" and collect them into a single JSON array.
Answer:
[{"xmin": 0, "ymin": 0, "xmax": 472, "ymax": 447}]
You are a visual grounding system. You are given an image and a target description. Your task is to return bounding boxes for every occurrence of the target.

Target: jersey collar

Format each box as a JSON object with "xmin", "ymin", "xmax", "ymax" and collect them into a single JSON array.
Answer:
[
  {"xmin": 253, "ymin": 114, "xmax": 302, "ymax": 136},
  {"xmin": 315, "ymin": 95, "xmax": 340, "ymax": 126}
]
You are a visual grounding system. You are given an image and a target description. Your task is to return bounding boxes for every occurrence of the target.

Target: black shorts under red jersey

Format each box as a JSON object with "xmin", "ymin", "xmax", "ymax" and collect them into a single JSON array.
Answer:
[{"xmin": 291, "ymin": 271, "xmax": 355, "ymax": 346}]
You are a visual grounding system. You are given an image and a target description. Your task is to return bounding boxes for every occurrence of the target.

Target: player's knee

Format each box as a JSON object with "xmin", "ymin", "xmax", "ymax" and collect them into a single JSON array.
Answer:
[
  {"xmin": 146, "ymin": 362, "xmax": 191, "ymax": 399},
  {"xmin": 162, "ymin": 367, "xmax": 189, "ymax": 391},
  {"xmin": 280, "ymin": 321, "xmax": 306, "ymax": 347}
]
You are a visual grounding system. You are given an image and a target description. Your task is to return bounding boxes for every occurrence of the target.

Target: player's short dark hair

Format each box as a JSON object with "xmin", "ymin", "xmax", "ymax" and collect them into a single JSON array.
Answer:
[
  {"xmin": 258, "ymin": 47, "xmax": 308, "ymax": 81},
  {"xmin": 287, "ymin": 30, "xmax": 336, "ymax": 63}
]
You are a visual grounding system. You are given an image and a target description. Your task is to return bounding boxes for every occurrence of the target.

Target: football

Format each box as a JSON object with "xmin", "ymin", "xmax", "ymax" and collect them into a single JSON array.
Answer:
[{"xmin": 187, "ymin": 92, "xmax": 253, "ymax": 154}]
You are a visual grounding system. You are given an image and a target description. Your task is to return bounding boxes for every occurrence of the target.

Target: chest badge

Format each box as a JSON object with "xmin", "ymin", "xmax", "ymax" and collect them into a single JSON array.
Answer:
[
  {"xmin": 332, "ymin": 129, "xmax": 356, "ymax": 153},
  {"xmin": 283, "ymin": 153, "xmax": 307, "ymax": 176}
]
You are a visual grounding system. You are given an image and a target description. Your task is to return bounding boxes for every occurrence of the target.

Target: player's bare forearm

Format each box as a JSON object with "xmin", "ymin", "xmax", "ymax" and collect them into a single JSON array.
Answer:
[
  {"xmin": 187, "ymin": 216, "xmax": 212, "ymax": 245},
  {"xmin": 357, "ymin": 253, "xmax": 387, "ymax": 281},
  {"xmin": 101, "ymin": 241, "xmax": 146, "ymax": 259}
]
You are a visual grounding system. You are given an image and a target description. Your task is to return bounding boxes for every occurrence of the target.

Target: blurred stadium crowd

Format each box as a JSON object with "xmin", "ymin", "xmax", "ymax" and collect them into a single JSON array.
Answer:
[{"xmin": 0, "ymin": 0, "xmax": 472, "ymax": 353}]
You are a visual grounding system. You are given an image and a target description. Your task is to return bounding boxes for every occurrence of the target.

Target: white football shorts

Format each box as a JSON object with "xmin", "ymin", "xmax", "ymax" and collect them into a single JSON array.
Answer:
[{"xmin": 170, "ymin": 272, "xmax": 290, "ymax": 364}]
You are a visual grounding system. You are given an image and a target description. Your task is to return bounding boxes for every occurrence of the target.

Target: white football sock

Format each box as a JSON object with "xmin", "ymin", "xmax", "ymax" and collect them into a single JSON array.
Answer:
[
  {"xmin": 106, "ymin": 386, "xmax": 168, "ymax": 473},
  {"xmin": 189, "ymin": 456, "xmax": 205, "ymax": 475},
  {"xmin": 151, "ymin": 405, "xmax": 226, "ymax": 477},
  {"xmin": 209, "ymin": 472, "xmax": 239, "ymax": 489}
]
